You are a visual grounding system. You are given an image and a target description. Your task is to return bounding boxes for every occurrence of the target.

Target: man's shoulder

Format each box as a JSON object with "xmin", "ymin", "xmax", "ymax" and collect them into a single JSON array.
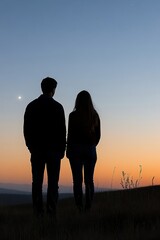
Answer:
[
  {"xmin": 52, "ymin": 99, "xmax": 64, "ymax": 110},
  {"xmin": 26, "ymin": 98, "xmax": 38, "ymax": 109},
  {"xmin": 25, "ymin": 96, "xmax": 64, "ymax": 112}
]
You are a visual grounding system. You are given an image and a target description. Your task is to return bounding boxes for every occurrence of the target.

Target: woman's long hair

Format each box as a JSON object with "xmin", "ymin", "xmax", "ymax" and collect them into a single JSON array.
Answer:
[{"xmin": 74, "ymin": 90, "xmax": 99, "ymax": 133}]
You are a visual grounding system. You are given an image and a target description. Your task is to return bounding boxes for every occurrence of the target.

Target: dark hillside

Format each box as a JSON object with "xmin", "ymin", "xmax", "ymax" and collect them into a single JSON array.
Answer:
[
  {"xmin": 0, "ymin": 193, "xmax": 32, "ymax": 205},
  {"xmin": 0, "ymin": 193, "xmax": 72, "ymax": 206},
  {"xmin": 0, "ymin": 185, "xmax": 160, "ymax": 240}
]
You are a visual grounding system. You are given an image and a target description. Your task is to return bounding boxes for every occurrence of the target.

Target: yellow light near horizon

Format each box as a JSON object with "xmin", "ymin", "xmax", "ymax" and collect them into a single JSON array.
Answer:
[{"xmin": 0, "ymin": 134, "xmax": 160, "ymax": 189}]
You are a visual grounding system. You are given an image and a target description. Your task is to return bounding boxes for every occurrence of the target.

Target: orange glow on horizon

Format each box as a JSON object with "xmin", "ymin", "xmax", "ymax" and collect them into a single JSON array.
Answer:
[{"xmin": 1, "ymin": 135, "xmax": 160, "ymax": 190}]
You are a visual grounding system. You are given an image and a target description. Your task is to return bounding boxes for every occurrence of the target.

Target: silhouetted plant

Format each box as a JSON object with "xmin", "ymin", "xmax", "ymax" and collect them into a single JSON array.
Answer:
[
  {"xmin": 120, "ymin": 165, "xmax": 142, "ymax": 189},
  {"xmin": 152, "ymin": 176, "xmax": 155, "ymax": 186},
  {"xmin": 110, "ymin": 166, "xmax": 116, "ymax": 189}
]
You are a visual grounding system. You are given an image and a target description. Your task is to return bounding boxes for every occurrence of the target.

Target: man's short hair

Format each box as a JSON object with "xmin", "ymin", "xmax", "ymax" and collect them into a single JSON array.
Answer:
[{"xmin": 41, "ymin": 77, "xmax": 57, "ymax": 94}]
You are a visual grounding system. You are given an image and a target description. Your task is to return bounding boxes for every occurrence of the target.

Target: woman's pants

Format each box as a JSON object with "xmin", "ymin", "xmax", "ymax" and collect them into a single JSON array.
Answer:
[{"xmin": 69, "ymin": 144, "xmax": 97, "ymax": 210}]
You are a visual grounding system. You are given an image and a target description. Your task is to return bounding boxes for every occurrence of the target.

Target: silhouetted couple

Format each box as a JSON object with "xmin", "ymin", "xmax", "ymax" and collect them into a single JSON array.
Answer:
[{"xmin": 23, "ymin": 77, "xmax": 101, "ymax": 218}]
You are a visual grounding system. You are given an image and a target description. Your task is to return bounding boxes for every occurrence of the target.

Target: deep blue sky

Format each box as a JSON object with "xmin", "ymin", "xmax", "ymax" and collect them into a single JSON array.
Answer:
[{"xmin": 1, "ymin": 0, "xmax": 160, "ymax": 187}]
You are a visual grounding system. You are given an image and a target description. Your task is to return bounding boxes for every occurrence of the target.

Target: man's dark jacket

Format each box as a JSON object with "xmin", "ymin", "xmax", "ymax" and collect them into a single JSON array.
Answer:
[{"xmin": 23, "ymin": 94, "xmax": 66, "ymax": 158}]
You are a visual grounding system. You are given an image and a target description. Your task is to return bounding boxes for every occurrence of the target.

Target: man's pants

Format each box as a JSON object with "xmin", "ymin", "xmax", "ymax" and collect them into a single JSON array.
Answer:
[{"xmin": 30, "ymin": 151, "xmax": 61, "ymax": 216}]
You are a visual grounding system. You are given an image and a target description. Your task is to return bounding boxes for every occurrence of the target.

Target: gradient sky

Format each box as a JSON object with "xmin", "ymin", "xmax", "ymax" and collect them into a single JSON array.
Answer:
[{"xmin": 1, "ymin": 0, "xmax": 160, "ymax": 190}]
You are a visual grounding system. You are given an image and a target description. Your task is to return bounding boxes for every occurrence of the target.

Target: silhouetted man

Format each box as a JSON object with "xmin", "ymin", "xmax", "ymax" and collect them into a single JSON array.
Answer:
[{"xmin": 23, "ymin": 77, "xmax": 66, "ymax": 217}]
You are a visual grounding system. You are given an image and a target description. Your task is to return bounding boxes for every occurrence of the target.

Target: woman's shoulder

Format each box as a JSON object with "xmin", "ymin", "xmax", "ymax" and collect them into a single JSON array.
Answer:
[
  {"xmin": 69, "ymin": 110, "xmax": 78, "ymax": 117},
  {"xmin": 69, "ymin": 111, "xmax": 81, "ymax": 122}
]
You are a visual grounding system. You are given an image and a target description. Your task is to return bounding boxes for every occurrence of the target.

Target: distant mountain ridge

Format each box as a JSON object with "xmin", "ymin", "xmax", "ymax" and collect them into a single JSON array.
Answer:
[
  {"xmin": 0, "ymin": 183, "xmax": 32, "ymax": 193},
  {"xmin": 0, "ymin": 183, "xmax": 108, "ymax": 194},
  {"xmin": 0, "ymin": 183, "xmax": 73, "ymax": 193},
  {"xmin": 0, "ymin": 183, "xmax": 112, "ymax": 206},
  {"xmin": 0, "ymin": 188, "xmax": 30, "ymax": 195}
]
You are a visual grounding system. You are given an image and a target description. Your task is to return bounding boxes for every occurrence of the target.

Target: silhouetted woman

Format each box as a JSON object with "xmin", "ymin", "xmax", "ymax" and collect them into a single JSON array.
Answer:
[{"xmin": 67, "ymin": 90, "xmax": 101, "ymax": 211}]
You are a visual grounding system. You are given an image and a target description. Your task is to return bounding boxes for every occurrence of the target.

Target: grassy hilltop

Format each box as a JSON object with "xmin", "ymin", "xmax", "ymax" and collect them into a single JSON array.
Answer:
[{"xmin": 0, "ymin": 185, "xmax": 160, "ymax": 240}]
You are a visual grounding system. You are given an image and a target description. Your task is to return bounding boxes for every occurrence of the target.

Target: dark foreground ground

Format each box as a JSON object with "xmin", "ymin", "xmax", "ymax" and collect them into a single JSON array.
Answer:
[
  {"xmin": 0, "ymin": 193, "xmax": 72, "ymax": 205},
  {"xmin": 0, "ymin": 185, "xmax": 160, "ymax": 240}
]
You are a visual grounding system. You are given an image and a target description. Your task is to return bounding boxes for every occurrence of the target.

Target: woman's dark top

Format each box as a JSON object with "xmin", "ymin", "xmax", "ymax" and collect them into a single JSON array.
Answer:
[{"xmin": 67, "ymin": 110, "xmax": 101, "ymax": 147}]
